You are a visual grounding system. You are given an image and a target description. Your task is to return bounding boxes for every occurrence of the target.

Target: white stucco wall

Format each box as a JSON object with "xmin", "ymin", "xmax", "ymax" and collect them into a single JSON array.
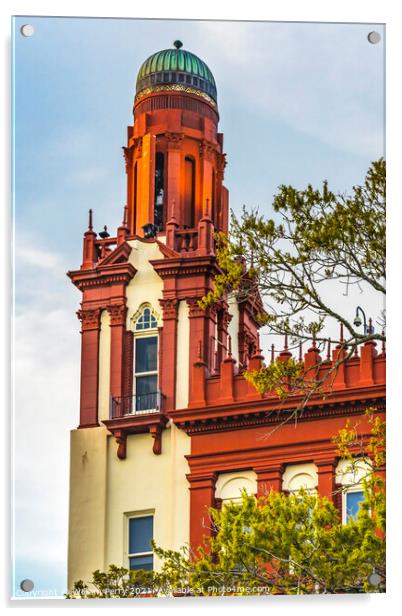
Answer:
[
  {"xmin": 105, "ymin": 425, "xmax": 191, "ymax": 571},
  {"xmin": 125, "ymin": 239, "xmax": 164, "ymax": 328}
]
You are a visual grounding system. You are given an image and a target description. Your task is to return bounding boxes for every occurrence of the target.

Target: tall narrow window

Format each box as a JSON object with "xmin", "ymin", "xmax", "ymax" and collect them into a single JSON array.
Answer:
[
  {"xmin": 154, "ymin": 152, "xmax": 164, "ymax": 232},
  {"xmin": 336, "ymin": 457, "xmax": 371, "ymax": 524},
  {"xmin": 184, "ymin": 156, "xmax": 195, "ymax": 228},
  {"xmin": 128, "ymin": 515, "xmax": 154, "ymax": 571},
  {"xmin": 133, "ymin": 307, "xmax": 159, "ymax": 413},
  {"xmin": 345, "ymin": 490, "xmax": 365, "ymax": 522}
]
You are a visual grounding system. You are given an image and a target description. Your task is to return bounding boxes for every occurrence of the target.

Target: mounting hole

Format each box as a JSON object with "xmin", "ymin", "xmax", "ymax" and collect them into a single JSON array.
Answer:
[
  {"xmin": 20, "ymin": 579, "xmax": 34, "ymax": 592},
  {"xmin": 367, "ymin": 31, "xmax": 381, "ymax": 44},
  {"xmin": 20, "ymin": 24, "xmax": 34, "ymax": 37},
  {"xmin": 368, "ymin": 572, "xmax": 381, "ymax": 586}
]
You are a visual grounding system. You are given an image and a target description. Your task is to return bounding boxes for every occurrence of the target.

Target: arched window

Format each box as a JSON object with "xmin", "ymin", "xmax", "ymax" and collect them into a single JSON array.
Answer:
[
  {"xmin": 282, "ymin": 463, "xmax": 318, "ymax": 496},
  {"xmin": 132, "ymin": 306, "xmax": 159, "ymax": 413},
  {"xmin": 135, "ymin": 306, "xmax": 158, "ymax": 331},
  {"xmin": 215, "ymin": 471, "xmax": 257, "ymax": 505},
  {"xmin": 184, "ymin": 156, "xmax": 195, "ymax": 228},
  {"xmin": 154, "ymin": 152, "xmax": 165, "ymax": 232}
]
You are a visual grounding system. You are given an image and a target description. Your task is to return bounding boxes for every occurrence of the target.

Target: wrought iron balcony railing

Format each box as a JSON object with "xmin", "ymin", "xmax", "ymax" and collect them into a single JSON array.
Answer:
[{"xmin": 110, "ymin": 392, "xmax": 162, "ymax": 419}]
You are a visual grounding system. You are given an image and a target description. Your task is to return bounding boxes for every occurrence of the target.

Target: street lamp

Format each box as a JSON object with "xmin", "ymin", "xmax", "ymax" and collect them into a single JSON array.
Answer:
[{"xmin": 353, "ymin": 306, "xmax": 374, "ymax": 335}]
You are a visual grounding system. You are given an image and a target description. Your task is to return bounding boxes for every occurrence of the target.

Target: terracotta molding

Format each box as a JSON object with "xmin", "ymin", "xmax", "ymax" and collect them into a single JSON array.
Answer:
[
  {"xmin": 107, "ymin": 304, "xmax": 128, "ymax": 327},
  {"xmin": 199, "ymin": 139, "xmax": 218, "ymax": 161},
  {"xmin": 159, "ymin": 298, "xmax": 179, "ymax": 321},
  {"xmin": 185, "ymin": 439, "xmax": 369, "ymax": 476},
  {"xmin": 187, "ymin": 297, "xmax": 207, "ymax": 319},
  {"xmin": 68, "ymin": 262, "xmax": 136, "ymax": 291},
  {"xmin": 103, "ymin": 413, "xmax": 169, "ymax": 459},
  {"xmin": 169, "ymin": 396, "xmax": 385, "ymax": 435},
  {"xmin": 122, "ymin": 145, "xmax": 134, "ymax": 173},
  {"xmin": 76, "ymin": 307, "xmax": 101, "ymax": 332},
  {"xmin": 165, "ymin": 131, "xmax": 184, "ymax": 151}
]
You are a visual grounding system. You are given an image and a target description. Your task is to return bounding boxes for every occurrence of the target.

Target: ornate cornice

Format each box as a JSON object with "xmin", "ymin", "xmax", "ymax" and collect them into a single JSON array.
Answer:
[
  {"xmin": 68, "ymin": 262, "xmax": 137, "ymax": 291},
  {"xmin": 185, "ymin": 438, "xmax": 352, "ymax": 476},
  {"xmin": 168, "ymin": 396, "xmax": 385, "ymax": 436},
  {"xmin": 150, "ymin": 255, "xmax": 219, "ymax": 280},
  {"xmin": 135, "ymin": 84, "xmax": 217, "ymax": 108}
]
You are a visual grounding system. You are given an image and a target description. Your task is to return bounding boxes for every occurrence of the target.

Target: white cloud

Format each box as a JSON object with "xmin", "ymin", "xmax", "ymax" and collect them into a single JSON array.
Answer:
[
  {"xmin": 195, "ymin": 21, "xmax": 384, "ymax": 158},
  {"xmin": 13, "ymin": 236, "xmax": 80, "ymax": 576}
]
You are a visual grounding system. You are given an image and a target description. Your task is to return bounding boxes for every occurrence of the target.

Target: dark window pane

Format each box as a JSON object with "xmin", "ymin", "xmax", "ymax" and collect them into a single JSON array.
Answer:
[
  {"xmin": 136, "ymin": 375, "xmax": 157, "ymax": 395},
  {"xmin": 346, "ymin": 491, "xmax": 364, "ymax": 521},
  {"xmin": 129, "ymin": 555, "xmax": 153, "ymax": 571},
  {"xmin": 129, "ymin": 516, "xmax": 153, "ymax": 554},
  {"xmin": 136, "ymin": 376, "xmax": 158, "ymax": 410},
  {"xmin": 135, "ymin": 337, "xmax": 157, "ymax": 373}
]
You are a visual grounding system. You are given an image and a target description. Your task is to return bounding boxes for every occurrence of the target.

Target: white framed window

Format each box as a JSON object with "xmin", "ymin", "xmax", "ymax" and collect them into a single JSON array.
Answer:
[
  {"xmin": 132, "ymin": 306, "xmax": 159, "ymax": 413},
  {"xmin": 336, "ymin": 457, "xmax": 371, "ymax": 524},
  {"xmin": 343, "ymin": 488, "xmax": 365, "ymax": 523},
  {"xmin": 128, "ymin": 514, "xmax": 154, "ymax": 571}
]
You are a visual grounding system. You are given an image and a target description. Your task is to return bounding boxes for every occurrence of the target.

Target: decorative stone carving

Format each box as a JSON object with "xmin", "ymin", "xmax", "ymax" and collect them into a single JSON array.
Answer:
[
  {"xmin": 187, "ymin": 297, "xmax": 207, "ymax": 318},
  {"xmin": 115, "ymin": 430, "xmax": 127, "ymax": 460},
  {"xmin": 165, "ymin": 132, "xmax": 184, "ymax": 150},
  {"xmin": 150, "ymin": 425, "xmax": 162, "ymax": 455},
  {"xmin": 199, "ymin": 139, "xmax": 216, "ymax": 161},
  {"xmin": 107, "ymin": 304, "xmax": 127, "ymax": 326},
  {"xmin": 122, "ymin": 146, "xmax": 134, "ymax": 173},
  {"xmin": 159, "ymin": 298, "xmax": 179, "ymax": 320},
  {"xmin": 216, "ymin": 153, "xmax": 227, "ymax": 179},
  {"xmin": 133, "ymin": 136, "xmax": 143, "ymax": 157},
  {"xmin": 76, "ymin": 307, "xmax": 101, "ymax": 331}
]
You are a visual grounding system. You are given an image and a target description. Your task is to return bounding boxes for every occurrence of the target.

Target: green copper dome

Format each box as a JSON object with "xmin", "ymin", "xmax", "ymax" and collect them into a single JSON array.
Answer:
[{"xmin": 135, "ymin": 41, "xmax": 217, "ymax": 105}]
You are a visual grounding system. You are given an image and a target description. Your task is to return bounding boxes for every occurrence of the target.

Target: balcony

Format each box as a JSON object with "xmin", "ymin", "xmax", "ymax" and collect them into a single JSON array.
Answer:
[
  {"xmin": 110, "ymin": 392, "xmax": 162, "ymax": 419},
  {"xmin": 103, "ymin": 391, "xmax": 168, "ymax": 459}
]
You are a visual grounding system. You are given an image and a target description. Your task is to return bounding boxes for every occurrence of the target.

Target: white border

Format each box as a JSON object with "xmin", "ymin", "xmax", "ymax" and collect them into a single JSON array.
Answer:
[{"xmin": 2, "ymin": 0, "xmax": 400, "ymax": 613}]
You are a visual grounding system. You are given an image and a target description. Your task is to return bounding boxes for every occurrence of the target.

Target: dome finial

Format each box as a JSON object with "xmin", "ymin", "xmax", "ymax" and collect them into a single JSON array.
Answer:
[{"xmin": 173, "ymin": 40, "xmax": 183, "ymax": 49}]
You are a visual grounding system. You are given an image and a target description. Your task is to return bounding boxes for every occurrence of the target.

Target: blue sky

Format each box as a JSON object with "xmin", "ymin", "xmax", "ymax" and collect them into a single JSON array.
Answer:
[{"xmin": 12, "ymin": 16, "xmax": 384, "ymax": 598}]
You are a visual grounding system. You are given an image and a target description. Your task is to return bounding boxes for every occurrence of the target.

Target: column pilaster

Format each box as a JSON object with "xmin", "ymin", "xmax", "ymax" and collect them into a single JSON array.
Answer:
[
  {"xmin": 187, "ymin": 471, "xmax": 218, "ymax": 555},
  {"xmin": 159, "ymin": 298, "xmax": 179, "ymax": 411},
  {"xmin": 254, "ymin": 464, "xmax": 284, "ymax": 497},
  {"xmin": 77, "ymin": 307, "xmax": 101, "ymax": 427}
]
